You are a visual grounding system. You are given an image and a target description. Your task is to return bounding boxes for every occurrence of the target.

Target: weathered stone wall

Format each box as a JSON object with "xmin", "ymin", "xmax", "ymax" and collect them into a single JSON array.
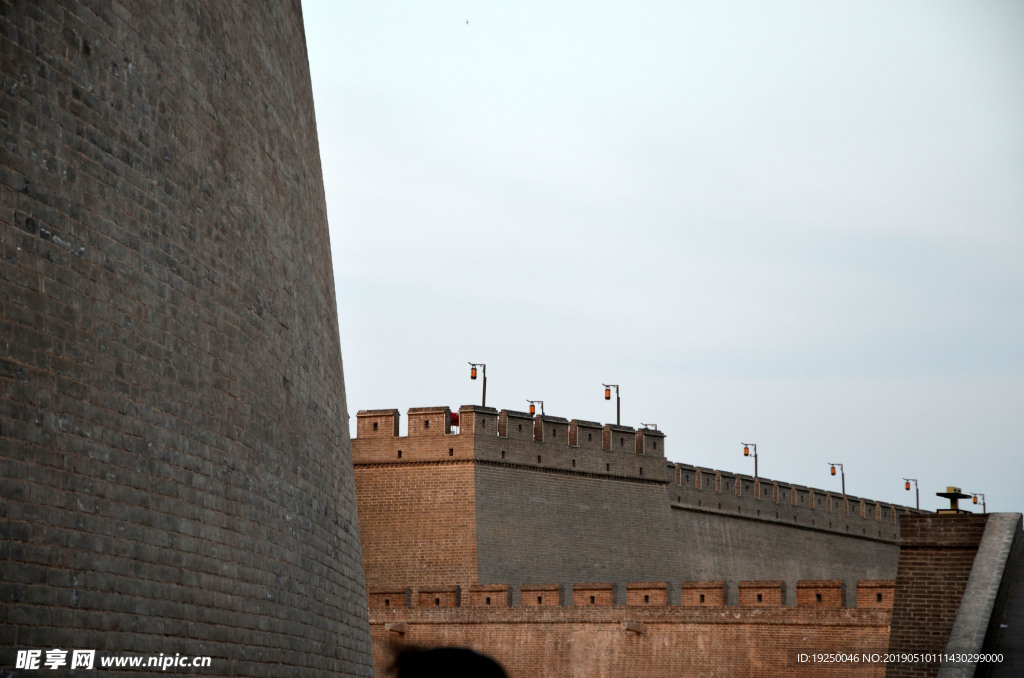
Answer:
[{"xmin": 1, "ymin": 1, "xmax": 372, "ymax": 674}]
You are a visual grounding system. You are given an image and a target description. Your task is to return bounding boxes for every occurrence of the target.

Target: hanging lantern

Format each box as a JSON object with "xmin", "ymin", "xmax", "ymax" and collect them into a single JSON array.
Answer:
[
  {"xmin": 744, "ymin": 446, "xmax": 749, "ymax": 457},
  {"xmin": 470, "ymin": 366, "xmax": 477, "ymax": 380},
  {"xmin": 529, "ymin": 403, "xmax": 536, "ymax": 415},
  {"xmin": 830, "ymin": 466, "xmax": 836, "ymax": 476},
  {"xmin": 973, "ymin": 496, "xmax": 978, "ymax": 505},
  {"xmin": 905, "ymin": 481, "xmax": 910, "ymax": 491},
  {"xmin": 604, "ymin": 387, "xmax": 611, "ymax": 400}
]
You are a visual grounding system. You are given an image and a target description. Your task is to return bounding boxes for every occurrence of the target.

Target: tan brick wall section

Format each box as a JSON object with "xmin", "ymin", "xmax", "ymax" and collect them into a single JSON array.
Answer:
[
  {"xmin": 354, "ymin": 463, "xmax": 477, "ymax": 589},
  {"xmin": 370, "ymin": 607, "xmax": 891, "ymax": 678}
]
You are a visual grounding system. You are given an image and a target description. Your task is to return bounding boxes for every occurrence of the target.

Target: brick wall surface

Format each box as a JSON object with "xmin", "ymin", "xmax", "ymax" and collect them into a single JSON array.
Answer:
[
  {"xmin": 369, "ymin": 607, "xmax": 892, "ymax": 678},
  {"xmin": 353, "ymin": 408, "xmax": 915, "ymax": 608},
  {"xmin": 858, "ymin": 580, "xmax": 897, "ymax": 609},
  {"xmin": 573, "ymin": 583, "xmax": 615, "ymax": 607},
  {"xmin": 739, "ymin": 581, "xmax": 785, "ymax": 607},
  {"xmin": 886, "ymin": 514, "xmax": 989, "ymax": 678},
  {"xmin": 625, "ymin": 583, "xmax": 668, "ymax": 607},
  {"xmin": 1, "ymin": 1, "xmax": 372, "ymax": 675},
  {"xmin": 796, "ymin": 580, "xmax": 844, "ymax": 608},
  {"xmin": 354, "ymin": 462, "xmax": 477, "ymax": 589},
  {"xmin": 463, "ymin": 585, "xmax": 511, "ymax": 608},
  {"xmin": 474, "ymin": 463, "xmax": 679, "ymax": 585},
  {"xmin": 671, "ymin": 509, "xmax": 901, "ymax": 594},
  {"xmin": 681, "ymin": 581, "xmax": 726, "ymax": 607}
]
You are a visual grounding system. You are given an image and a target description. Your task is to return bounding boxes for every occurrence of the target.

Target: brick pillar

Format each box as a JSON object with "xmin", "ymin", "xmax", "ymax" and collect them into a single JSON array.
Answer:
[{"xmin": 885, "ymin": 514, "xmax": 988, "ymax": 678}]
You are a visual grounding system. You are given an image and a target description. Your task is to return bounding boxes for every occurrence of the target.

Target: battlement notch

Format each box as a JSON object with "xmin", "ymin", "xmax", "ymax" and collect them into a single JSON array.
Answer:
[
  {"xmin": 457, "ymin": 405, "xmax": 498, "ymax": 435},
  {"xmin": 569, "ymin": 419, "xmax": 603, "ymax": 450},
  {"xmin": 603, "ymin": 424, "xmax": 636, "ymax": 453},
  {"xmin": 636, "ymin": 426, "xmax": 666, "ymax": 457},
  {"xmin": 408, "ymin": 406, "xmax": 452, "ymax": 436},
  {"xmin": 534, "ymin": 414, "xmax": 570, "ymax": 444},
  {"xmin": 369, "ymin": 580, "xmax": 893, "ymax": 610},
  {"xmin": 498, "ymin": 409, "xmax": 535, "ymax": 440},
  {"xmin": 357, "ymin": 409, "xmax": 400, "ymax": 438}
]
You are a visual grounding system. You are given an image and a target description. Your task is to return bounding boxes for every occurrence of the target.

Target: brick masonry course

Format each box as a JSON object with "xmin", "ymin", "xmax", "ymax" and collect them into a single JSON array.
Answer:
[
  {"xmin": 886, "ymin": 515, "xmax": 989, "ymax": 678},
  {"xmin": 1, "ymin": 2, "xmax": 372, "ymax": 675},
  {"xmin": 353, "ymin": 406, "xmax": 923, "ymax": 602},
  {"xmin": 368, "ymin": 606, "xmax": 893, "ymax": 678}
]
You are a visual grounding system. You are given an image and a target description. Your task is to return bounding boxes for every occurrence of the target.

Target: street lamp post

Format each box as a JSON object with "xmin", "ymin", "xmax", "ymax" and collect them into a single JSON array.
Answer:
[
  {"xmin": 741, "ymin": 443, "xmax": 758, "ymax": 481},
  {"xmin": 602, "ymin": 384, "xmax": 620, "ymax": 425},
  {"xmin": 468, "ymin": 362, "xmax": 487, "ymax": 407},
  {"xmin": 903, "ymin": 478, "xmax": 919, "ymax": 510},
  {"xmin": 971, "ymin": 493, "xmax": 986, "ymax": 514},
  {"xmin": 828, "ymin": 463, "xmax": 845, "ymax": 496}
]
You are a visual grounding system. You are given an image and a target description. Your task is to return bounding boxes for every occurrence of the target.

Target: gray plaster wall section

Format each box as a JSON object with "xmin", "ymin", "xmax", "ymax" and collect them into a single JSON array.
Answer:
[
  {"xmin": 1, "ymin": 1, "xmax": 372, "ymax": 674},
  {"xmin": 474, "ymin": 464, "xmax": 680, "ymax": 586},
  {"xmin": 473, "ymin": 462, "xmax": 900, "ymax": 603},
  {"xmin": 670, "ymin": 509, "xmax": 899, "ymax": 605},
  {"xmin": 938, "ymin": 513, "xmax": 1023, "ymax": 678}
]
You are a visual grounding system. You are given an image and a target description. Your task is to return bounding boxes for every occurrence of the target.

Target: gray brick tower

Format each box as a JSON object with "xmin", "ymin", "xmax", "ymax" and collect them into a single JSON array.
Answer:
[{"xmin": 1, "ymin": 2, "xmax": 373, "ymax": 675}]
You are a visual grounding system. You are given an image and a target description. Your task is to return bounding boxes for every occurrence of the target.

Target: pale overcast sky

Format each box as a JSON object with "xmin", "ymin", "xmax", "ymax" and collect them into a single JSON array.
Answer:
[{"xmin": 303, "ymin": 1, "xmax": 1023, "ymax": 513}]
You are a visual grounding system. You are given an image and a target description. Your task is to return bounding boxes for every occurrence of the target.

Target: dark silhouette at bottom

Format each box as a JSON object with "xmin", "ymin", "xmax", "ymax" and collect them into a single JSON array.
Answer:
[{"xmin": 389, "ymin": 647, "xmax": 508, "ymax": 678}]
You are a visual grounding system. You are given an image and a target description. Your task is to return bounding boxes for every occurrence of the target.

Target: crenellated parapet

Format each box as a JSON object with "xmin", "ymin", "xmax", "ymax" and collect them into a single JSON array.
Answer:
[
  {"xmin": 356, "ymin": 406, "xmax": 666, "ymax": 454},
  {"xmin": 667, "ymin": 462, "xmax": 926, "ymax": 542},
  {"xmin": 353, "ymin": 405, "xmax": 667, "ymax": 482},
  {"xmin": 368, "ymin": 580, "xmax": 895, "ymax": 610}
]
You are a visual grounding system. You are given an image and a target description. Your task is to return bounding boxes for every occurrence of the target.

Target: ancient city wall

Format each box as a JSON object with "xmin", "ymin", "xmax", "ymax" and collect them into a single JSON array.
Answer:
[
  {"xmin": 2, "ymin": 2, "xmax": 372, "ymax": 674},
  {"xmin": 474, "ymin": 464, "xmax": 677, "ymax": 586},
  {"xmin": 353, "ymin": 461, "xmax": 478, "ymax": 589},
  {"xmin": 352, "ymin": 407, "xmax": 922, "ymax": 596},
  {"xmin": 886, "ymin": 515, "xmax": 990, "ymax": 678},
  {"xmin": 366, "ymin": 580, "xmax": 896, "ymax": 678}
]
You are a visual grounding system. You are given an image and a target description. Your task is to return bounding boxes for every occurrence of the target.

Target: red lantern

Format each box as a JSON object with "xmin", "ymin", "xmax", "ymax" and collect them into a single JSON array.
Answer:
[
  {"xmin": 830, "ymin": 466, "xmax": 836, "ymax": 476},
  {"xmin": 470, "ymin": 366, "xmax": 477, "ymax": 380},
  {"xmin": 743, "ymin": 446, "xmax": 749, "ymax": 457},
  {"xmin": 604, "ymin": 387, "xmax": 611, "ymax": 400},
  {"xmin": 905, "ymin": 481, "xmax": 910, "ymax": 491}
]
